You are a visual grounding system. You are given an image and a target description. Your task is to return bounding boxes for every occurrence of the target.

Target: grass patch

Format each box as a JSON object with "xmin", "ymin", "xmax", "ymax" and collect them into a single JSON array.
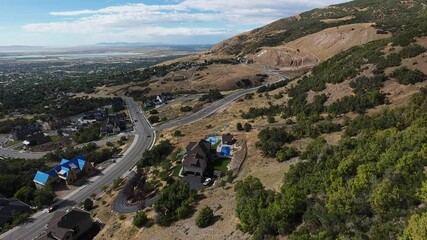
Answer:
[
  {"xmin": 4, "ymin": 140, "xmax": 20, "ymax": 148},
  {"xmin": 211, "ymin": 140, "xmax": 220, "ymax": 150},
  {"xmin": 50, "ymin": 135, "xmax": 60, "ymax": 142},
  {"xmin": 173, "ymin": 164, "xmax": 182, "ymax": 177},
  {"xmin": 213, "ymin": 157, "xmax": 231, "ymax": 172}
]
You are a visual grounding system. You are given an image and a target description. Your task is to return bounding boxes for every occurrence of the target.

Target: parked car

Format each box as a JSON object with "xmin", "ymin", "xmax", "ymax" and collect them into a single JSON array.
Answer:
[
  {"xmin": 203, "ymin": 178, "xmax": 212, "ymax": 186},
  {"xmin": 47, "ymin": 205, "xmax": 57, "ymax": 213}
]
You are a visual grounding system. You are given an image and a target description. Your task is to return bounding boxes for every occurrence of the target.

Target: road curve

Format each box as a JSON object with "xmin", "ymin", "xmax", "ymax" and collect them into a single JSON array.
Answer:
[
  {"xmin": 112, "ymin": 87, "xmax": 260, "ymax": 214},
  {"xmin": 0, "ymin": 98, "xmax": 154, "ymax": 240},
  {"xmin": 156, "ymin": 87, "xmax": 260, "ymax": 131}
]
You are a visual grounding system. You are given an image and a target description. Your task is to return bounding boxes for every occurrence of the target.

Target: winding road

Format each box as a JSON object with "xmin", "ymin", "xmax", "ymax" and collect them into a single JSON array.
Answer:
[{"xmin": 0, "ymin": 86, "xmax": 260, "ymax": 240}]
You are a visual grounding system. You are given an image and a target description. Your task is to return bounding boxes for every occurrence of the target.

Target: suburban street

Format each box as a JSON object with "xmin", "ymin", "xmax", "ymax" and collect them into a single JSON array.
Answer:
[
  {"xmin": 0, "ymin": 98, "xmax": 154, "ymax": 240},
  {"xmin": 0, "ymin": 86, "xmax": 260, "ymax": 239}
]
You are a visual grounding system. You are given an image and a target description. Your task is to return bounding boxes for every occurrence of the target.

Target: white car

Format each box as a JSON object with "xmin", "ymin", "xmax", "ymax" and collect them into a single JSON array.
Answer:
[{"xmin": 203, "ymin": 178, "xmax": 212, "ymax": 186}]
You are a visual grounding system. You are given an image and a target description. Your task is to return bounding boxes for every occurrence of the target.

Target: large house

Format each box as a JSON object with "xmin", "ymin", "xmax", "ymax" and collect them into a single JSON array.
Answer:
[
  {"xmin": 0, "ymin": 195, "xmax": 31, "ymax": 229},
  {"xmin": 33, "ymin": 156, "xmax": 94, "ymax": 188},
  {"xmin": 36, "ymin": 208, "xmax": 94, "ymax": 240},
  {"xmin": 11, "ymin": 124, "xmax": 51, "ymax": 147},
  {"xmin": 100, "ymin": 113, "xmax": 129, "ymax": 134},
  {"xmin": 182, "ymin": 140, "xmax": 211, "ymax": 176}
]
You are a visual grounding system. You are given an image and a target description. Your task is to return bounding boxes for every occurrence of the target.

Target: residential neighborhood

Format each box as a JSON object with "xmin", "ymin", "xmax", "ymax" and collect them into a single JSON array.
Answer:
[{"xmin": 33, "ymin": 156, "xmax": 94, "ymax": 188}]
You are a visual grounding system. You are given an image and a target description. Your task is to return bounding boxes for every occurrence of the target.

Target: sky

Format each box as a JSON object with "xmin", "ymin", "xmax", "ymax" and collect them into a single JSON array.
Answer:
[{"xmin": 0, "ymin": 0, "xmax": 351, "ymax": 47}]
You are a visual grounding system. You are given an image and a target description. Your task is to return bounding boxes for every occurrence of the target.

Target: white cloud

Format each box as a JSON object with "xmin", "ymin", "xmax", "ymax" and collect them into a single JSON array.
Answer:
[{"xmin": 23, "ymin": 0, "xmax": 350, "ymax": 44}]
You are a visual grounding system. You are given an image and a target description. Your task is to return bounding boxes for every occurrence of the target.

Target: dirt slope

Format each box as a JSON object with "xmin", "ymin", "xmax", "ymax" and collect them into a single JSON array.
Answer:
[{"xmin": 285, "ymin": 23, "xmax": 390, "ymax": 61}]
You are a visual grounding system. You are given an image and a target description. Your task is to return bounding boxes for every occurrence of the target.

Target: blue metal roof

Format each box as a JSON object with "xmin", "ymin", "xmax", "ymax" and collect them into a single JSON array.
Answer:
[
  {"xmin": 46, "ymin": 169, "xmax": 58, "ymax": 177},
  {"xmin": 33, "ymin": 171, "xmax": 50, "ymax": 185},
  {"xmin": 60, "ymin": 159, "xmax": 70, "ymax": 165},
  {"xmin": 76, "ymin": 159, "xmax": 86, "ymax": 170},
  {"xmin": 33, "ymin": 156, "xmax": 88, "ymax": 184}
]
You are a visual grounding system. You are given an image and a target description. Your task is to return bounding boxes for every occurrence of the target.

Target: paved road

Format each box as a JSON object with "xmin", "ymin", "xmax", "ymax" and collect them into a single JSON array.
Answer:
[
  {"xmin": 156, "ymin": 87, "xmax": 260, "ymax": 131},
  {"xmin": 0, "ymin": 86, "xmax": 261, "ymax": 238},
  {"xmin": 0, "ymin": 98, "xmax": 155, "ymax": 240}
]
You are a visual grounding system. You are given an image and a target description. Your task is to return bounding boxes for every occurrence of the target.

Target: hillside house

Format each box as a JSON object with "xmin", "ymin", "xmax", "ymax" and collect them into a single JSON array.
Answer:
[{"xmin": 182, "ymin": 140, "xmax": 211, "ymax": 176}]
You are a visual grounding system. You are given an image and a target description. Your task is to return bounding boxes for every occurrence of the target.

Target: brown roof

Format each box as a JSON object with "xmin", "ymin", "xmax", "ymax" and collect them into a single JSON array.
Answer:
[
  {"xmin": 183, "ymin": 140, "xmax": 211, "ymax": 171},
  {"xmin": 37, "ymin": 208, "xmax": 92, "ymax": 240}
]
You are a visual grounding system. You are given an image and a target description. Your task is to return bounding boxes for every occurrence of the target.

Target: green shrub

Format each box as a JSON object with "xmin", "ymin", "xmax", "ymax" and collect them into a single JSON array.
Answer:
[
  {"xmin": 83, "ymin": 198, "xmax": 93, "ymax": 210},
  {"xmin": 180, "ymin": 106, "xmax": 193, "ymax": 112},
  {"xmin": 195, "ymin": 206, "xmax": 214, "ymax": 228},
  {"xmin": 390, "ymin": 67, "xmax": 426, "ymax": 85},
  {"xmin": 276, "ymin": 146, "xmax": 300, "ymax": 162},
  {"xmin": 133, "ymin": 211, "xmax": 148, "ymax": 228}
]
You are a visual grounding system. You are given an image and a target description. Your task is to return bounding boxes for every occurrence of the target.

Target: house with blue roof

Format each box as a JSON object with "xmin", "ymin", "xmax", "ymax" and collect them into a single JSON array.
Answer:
[{"xmin": 33, "ymin": 156, "xmax": 94, "ymax": 188}]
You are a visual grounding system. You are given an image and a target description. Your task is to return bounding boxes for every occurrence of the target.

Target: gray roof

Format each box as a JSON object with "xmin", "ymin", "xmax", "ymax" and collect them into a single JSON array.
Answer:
[
  {"xmin": 37, "ymin": 208, "xmax": 93, "ymax": 240},
  {"xmin": 183, "ymin": 140, "xmax": 211, "ymax": 171},
  {"xmin": 0, "ymin": 195, "xmax": 31, "ymax": 227}
]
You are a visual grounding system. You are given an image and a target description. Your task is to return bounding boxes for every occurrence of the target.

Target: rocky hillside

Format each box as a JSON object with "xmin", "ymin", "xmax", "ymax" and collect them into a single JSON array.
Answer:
[{"xmin": 211, "ymin": 0, "xmax": 425, "ymax": 56}]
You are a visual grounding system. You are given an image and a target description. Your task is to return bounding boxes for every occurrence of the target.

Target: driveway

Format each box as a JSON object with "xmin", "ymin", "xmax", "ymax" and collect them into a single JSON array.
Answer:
[{"xmin": 182, "ymin": 175, "xmax": 207, "ymax": 190}]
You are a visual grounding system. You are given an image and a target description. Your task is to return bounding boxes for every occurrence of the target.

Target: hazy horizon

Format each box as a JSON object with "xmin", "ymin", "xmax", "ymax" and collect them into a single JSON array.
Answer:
[{"xmin": 0, "ymin": 0, "xmax": 350, "ymax": 47}]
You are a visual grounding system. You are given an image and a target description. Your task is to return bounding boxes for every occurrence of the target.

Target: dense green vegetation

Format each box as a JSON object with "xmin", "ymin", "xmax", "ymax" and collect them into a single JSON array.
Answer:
[
  {"xmin": 256, "ymin": 127, "xmax": 294, "ymax": 157},
  {"xmin": 0, "ymin": 158, "xmax": 49, "ymax": 198},
  {"xmin": 137, "ymin": 140, "xmax": 174, "ymax": 168},
  {"xmin": 237, "ymin": 89, "xmax": 427, "ymax": 239},
  {"xmin": 154, "ymin": 180, "xmax": 196, "ymax": 226},
  {"xmin": 73, "ymin": 123, "xmax": 101, "ymax": 144},
  {"xmin": 391, "ymin": 67, "xmax": 426, "ymax": 85},
  {"xmin": 45, "ymin": 142, "xmax": 120, "ymax": 164},
  {"xmin": 399, "ymin": 44, "xmax": 426, "ymax": 59},
  {"xmin": 199, "ymin": 89, "xmax": 224, "ymax": 102}
]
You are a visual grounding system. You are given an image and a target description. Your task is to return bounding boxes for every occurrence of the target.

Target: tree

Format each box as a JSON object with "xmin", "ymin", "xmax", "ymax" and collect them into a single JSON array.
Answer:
[
  {"xmin": 149, "ymin": 109, "xmax": 159, "ymax": 115},
  {"xmin": 148, "ymin": 115, "xmax": 160, "ymax": 124},
  {"xmin": 195, "ymin": 206, "xmax": 214, "ymax": 228},
  {"xmin": 173, "ymin": 130, "xmax": 182, "ymax": 137},
  {"xmin": 267, "ymin": 116, "xmax": 275, "ymax": 123},
  {"xmin": 154, "ymin": 181, "xmax": 196, "ymax": 226},
  {"xmin": 14, "ymin": 186, "xmax": 35, "ymax": 204},
  {"xmin": 236, "ymin": 122, "xmax": 243, "ymax": 131},
  {"xmin": 244, "ymin": 123, "xmax": 252, "ymax": 132},
  {"xmin": 133, "ymin": 211, "xmax": 148, "ymax": 228},
  {"xmin": 34, "ymin": 187, "xmax": 55, "ymax": 208},
  {"xmin": 276, "ymin": 146, "xmax": 299, "ymax": 162},
  {"xmin": 83, "ymin": 198, "xmax": 93, "ymax": 210},
  {"xmin": 401, "ymin": 212, "xmax": 427, "ymax": 240}
]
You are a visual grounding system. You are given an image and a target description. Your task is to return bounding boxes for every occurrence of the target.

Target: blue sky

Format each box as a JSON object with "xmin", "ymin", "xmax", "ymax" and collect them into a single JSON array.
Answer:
[{"xmin": 0, "ymin": 0, "xmax": 350, "ymax": 46}]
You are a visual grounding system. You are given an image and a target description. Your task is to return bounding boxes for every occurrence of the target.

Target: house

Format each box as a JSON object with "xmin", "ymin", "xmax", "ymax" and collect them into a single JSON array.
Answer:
[
  {"xmin": 221, "ymin": 133, "xmax": 234, "ymax": 145},
  {"xmin": 0, "ymin": 195, "xmax": 31, "ymax": 228},
  {"xmin": 77, "ymin": 110, "xmax": 107, "ymax": 125},
  {"xmin": 100, "ymin": 113, "xmax": 129, "ymax": 134},
  {"xmin": 33, "ymin": 156, "xmax": 94, "ymax": 188},
  {"xmin": 36, "ymin": 208, "xmax": 94, "ymax": 240},
  {"xmin": 11, "ymin": 124, "xmax": 51, "ymax": 146},
  {"xmin": 156, "ymin": 92, "xmax": 173, "ymax": 104},
  {"xmin": 182, "ymin": 140, "xmax": 211, "ymax": 176}
]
